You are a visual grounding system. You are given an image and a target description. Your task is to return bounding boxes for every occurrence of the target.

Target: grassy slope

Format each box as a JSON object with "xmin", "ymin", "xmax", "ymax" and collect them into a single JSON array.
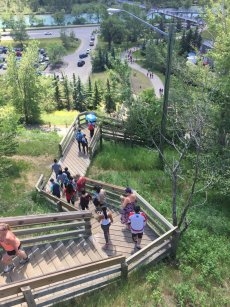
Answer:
[
  {"xmin": 55, "ymin": 142, "xmax": 230, "ymax": 307},
  {"xmin": 1, "ymin": 127, "xmax": 62, "ymax": 217}
]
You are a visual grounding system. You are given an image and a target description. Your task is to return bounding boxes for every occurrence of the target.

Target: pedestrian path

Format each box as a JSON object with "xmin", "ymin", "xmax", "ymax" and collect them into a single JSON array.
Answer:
[{"xmin": 123, "ymin": 49, "xmax": 164, "ymax": 98}]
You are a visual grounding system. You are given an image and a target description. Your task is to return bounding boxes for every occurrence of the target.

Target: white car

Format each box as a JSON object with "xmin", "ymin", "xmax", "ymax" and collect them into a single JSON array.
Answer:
[
  {"xmin": 44, "ymin": 31, "xmax": 52, "ymax": 35},
  {"xmin": 86, "ymin": 48, "xmax": 91, "ymax": 54}
]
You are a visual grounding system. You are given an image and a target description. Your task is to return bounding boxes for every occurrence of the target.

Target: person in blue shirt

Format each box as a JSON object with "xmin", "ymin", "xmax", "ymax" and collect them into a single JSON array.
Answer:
[
  {"xmin": 49, "ymin": 178, "xmax": 61, "ymax": 198},
  {"xmin": 75, "ymin": 129, "xmax": 83, "ymax": 152},
  {"xmin": 81, "ymin": 134, "xmax": 88, "ymax": 154}
]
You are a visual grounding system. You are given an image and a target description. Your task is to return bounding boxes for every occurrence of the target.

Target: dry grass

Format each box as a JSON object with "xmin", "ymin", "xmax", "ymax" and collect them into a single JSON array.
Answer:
[{"xmin": 130, "ymin": 68, "xmax": 153, "ymax": 94}]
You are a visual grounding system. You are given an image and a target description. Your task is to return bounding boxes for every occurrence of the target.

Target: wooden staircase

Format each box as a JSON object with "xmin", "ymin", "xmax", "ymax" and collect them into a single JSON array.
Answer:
[{"xmin": 0, "ymin": 237, "xmax": 108, "ymax": 286}]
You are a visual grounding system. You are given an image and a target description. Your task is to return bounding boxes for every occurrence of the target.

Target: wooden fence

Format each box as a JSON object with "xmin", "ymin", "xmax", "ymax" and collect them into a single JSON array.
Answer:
[{"xmin": 0, "ymin": 211, "xmax": 92, "ymax": 246}]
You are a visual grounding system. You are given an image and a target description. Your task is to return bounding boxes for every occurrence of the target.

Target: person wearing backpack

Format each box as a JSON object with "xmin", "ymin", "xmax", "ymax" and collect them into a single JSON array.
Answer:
[
  {"xmin": 81, "ymin": 134, "xmax": 88, "ymax": 154},
  {"xmin": 75, "ymin": 129, "xmax": 83, "ymax": 152},
  {"xmin": 88, "ymin": 121, "xmax": 95, "ymax": 138},
  {"xmin": 49, "ymin": 178, "xmax": 61, "ymax": 198},
  {"xmin": 64, "ymin": 182, "xmax": 76, "ymax": 205}
]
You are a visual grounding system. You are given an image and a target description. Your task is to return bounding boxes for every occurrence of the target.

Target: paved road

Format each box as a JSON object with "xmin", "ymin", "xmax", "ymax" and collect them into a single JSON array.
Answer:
[
  {"xmin": 43, "ymin": 26, "xmax": 99, "ymax": 82},
  {"xmin": 0, "ymin": 26, "xmax": 99, "ymax": 82}
]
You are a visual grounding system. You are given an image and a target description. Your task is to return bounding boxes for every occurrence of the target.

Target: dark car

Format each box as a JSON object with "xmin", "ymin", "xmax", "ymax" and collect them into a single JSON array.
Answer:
[
  {"xmin": 77, "ymin": 60, "xmax": 85, "ymax": 67},
  {"xmin": 79, "ymin": 53, "xmax": 88, "ymax": 59}
]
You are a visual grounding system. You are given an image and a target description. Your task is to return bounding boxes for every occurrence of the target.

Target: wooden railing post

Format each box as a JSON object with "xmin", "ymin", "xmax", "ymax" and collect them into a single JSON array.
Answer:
[
  {"xmin": 121, "ymin": 259, "xmax": 128, "ymax": 280},
  {"xmin": 58, "ymin": 143, "xmax": 63, "ymax": 157},
  {"xmin": 21, "ymin": 286, "xmax": 37, "ymax": 307},
  {"xmin": 84, "ymin": 217, "xmax": 92, "ymax": 236},
  {"xmin": 57, "ymin": 201, "xmax": 63, "ymax": 212},
  {"xmin": 99, "ymin": 124, "xmax": 103, "ymax": 150}
]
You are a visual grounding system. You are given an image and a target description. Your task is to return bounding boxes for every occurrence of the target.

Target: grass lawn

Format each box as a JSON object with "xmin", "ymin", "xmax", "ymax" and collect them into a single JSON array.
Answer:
[
  {"xmin": 41, "ymin": 110, "xmax": 79, "ymax": 126},
  {"xmin": 1, "ymin": 128, "xmax": 61, "ymax": 217},
  {"xmin": 130, "ymin": 68, "xmax": 153, "ymax": 94},
  {"xmin": 91, "ymin": 71, "xmax": 110, "ymax": 84}
]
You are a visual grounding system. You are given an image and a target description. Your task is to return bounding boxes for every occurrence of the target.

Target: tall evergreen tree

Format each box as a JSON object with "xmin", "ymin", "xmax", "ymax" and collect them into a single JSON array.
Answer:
[
  {"xmin": 85, "ymin": 77, "xmax": 93, "ymax": 109},
  {"xmin": 72, "ymin": 73, "xmax": 77, "ymax": 106},
  {"xmin": 54, "ymin": 78, "xmax": 62, "ymax": 110},
  {"xmin": 92, "ymin": 81, "xmax": 101, "ymax": 110},
  {"xmin": 63, "ymin": 76, "xmax": 71, "ymax": 110},
  {"xmin": 75, "ymin": 77, "xmax": 85, "ymax": 111},
  {"xmin": 105, "ymin": 79, "xmax": 116, "ymax": 113}
]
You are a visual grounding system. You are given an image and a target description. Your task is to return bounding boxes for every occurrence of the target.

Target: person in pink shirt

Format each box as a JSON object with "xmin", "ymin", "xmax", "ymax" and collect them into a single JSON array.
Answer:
[{"xmin": 0, "ymin": 223, "xmax": 29, "ymax": 273}]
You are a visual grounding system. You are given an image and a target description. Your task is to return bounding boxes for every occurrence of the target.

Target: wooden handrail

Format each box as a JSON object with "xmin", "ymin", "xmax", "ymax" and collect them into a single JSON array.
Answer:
[
  {"xmin": 136, "ymin": 192, "xmax": 174, "ymax": 230},
  {"xmin": 0, "ymin": 255, "xmax": 126, "ymax": 299},
  {"xmin": 0, "ymin": 211, "xmax": 92, "ymax": 226},
  {"xmin": 40, "ymin": 190, "xmax": 78, "ymax": 212},
  {"xmin": 126, "ymin": 227, "xmax": 177, "ymax": 265},
  {"xmin": 35, "ymin": 174, "xmax": 44, "ymax": 192}
]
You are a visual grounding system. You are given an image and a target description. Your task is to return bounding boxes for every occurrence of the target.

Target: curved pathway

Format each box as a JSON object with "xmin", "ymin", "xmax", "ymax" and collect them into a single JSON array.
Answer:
[{"xmin": 123, "ymin": 50, "xmax": 164, "ymax": 98}]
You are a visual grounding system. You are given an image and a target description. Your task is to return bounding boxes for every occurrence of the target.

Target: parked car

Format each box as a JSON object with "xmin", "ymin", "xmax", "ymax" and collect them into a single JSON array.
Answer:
[
  {"xmin": 44, "ymin": 31, "xmax": 52, "ymax": 35},
  {"xmin": 77, "ymin": 60, "xmax": 85, "ymax": 67},
  {"xmin": 86, "ymin": 49, "xmax": 91, "ymax": 54},
  {"xmin": 89, "ymin": 41, "xmax": 94, "ymax": 47},
  {"xmin": 2, "ymin": 63, "xmax": 7, "ymax": 70},
  {"xmin": 90, "ymin": 36, "xmax": 95, "ymax": 41},
  {"xmin": 0, "ymin": 46, "xmax": 8, "ymax": 54},
  {"xmin": 79, "ymin": 53, "xmax": 88, "ymax": 59}
]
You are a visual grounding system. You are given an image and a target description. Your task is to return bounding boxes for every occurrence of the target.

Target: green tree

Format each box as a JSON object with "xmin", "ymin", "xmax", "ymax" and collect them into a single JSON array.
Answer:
[
  {"xmin": 54, "ymin": 78, "xmax": 62, "ymax": 110},
  {"xmin": 100, "ymin": 16, "xmax": 126, "ymax": 49},
  {"xmin": 10, "ymin": 16, "xmax": 29, "ymax": 45},
  {"xmin": 105, "ymin": 79, "xmax": 115, "ymax": 113},
  {"xmin": 75, "ymin": 77, "xmax": 85, "ymax": 112},
  {"xmin": 63, "ymin": 76, "xmax": 71, "ymax": 110},
  {"xmin": 6, "ymin": 41, "xmax": 41, "ymax": 124},
  {"xmin": 52, "ymin": 9, "xmax": 66, "ymax": 25},
  {"xmin": 85, "ymin": 77, "xmax": 93, "ymax": 109},
  {"xmin": 92, "ymin": 81, "xmax": 101, "ymax": 109},
  {"xmin": 46, "ymin": 43, "xmax": 66, "ymax": 65},
  {"xmin": 0, "ymin": 109, "xmax": 19, "ymax": 177}
]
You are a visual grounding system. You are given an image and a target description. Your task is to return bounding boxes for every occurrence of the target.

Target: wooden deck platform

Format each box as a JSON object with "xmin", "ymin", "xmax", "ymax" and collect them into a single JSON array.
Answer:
[{"xmin": 54, "ymin": 126, "xmax": 91, "ymax": 178}]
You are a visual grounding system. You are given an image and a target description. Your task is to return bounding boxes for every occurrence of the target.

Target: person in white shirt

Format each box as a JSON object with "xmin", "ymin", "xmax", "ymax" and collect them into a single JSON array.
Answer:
[
  {"xmin": 97, "ymin": 206, "xmax": 113, "ymax": 247},
  {"xmin": 128, "ymin": 205, "xmax": 147, "ymax": 250}
]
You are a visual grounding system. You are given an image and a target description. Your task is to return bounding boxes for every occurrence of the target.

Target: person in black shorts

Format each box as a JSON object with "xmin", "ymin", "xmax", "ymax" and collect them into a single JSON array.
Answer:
[{"xmin": 79, "ymin": 190, "xmax": 92, "ymax": 210}]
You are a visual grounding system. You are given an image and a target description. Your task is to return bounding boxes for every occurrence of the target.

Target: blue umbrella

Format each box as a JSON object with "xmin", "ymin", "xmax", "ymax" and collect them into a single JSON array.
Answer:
[{"xmin": 86, "ymin": 113, "xmax": 97, "ymax": 122}]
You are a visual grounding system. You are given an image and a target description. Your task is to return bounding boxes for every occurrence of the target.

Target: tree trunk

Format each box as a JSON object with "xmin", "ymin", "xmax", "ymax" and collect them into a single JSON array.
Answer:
[{"xmin": 170, "ymin": 228, "xmax": 180, "ymax": 260}]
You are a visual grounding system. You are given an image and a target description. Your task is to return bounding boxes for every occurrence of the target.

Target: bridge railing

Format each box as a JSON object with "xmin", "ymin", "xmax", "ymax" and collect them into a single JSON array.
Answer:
[
  {"xmin": 85, "ymin": 177, "xmax": 174, "ymax": 233},
  {"xmin": 0, "ymin": 255, "xmax": 126, "ymax": 307},
  {"xmin": 0, "ymin": 211, "xmax": 93, "ymax": 246}
]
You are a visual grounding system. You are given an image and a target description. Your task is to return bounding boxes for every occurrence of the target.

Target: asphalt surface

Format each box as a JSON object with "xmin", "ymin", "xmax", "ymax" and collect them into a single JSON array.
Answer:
[
  {"xmin": 39, "ymin": 26, "xmax": 99, "ymax": 82},
  {"xmin": 0, "ymin": 26, "xmax": 99, "ymax": 82}
]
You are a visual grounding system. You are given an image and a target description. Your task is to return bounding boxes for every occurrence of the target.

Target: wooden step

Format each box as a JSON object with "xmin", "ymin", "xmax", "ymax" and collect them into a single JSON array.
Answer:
[
  {"xmin": 88, "ymin": 236, "xmax": 108, "ymax": 259},
  {"xmin": 65, "ymin": 239, "xmax": 91, "ymax": 265},
  {"xmin": 40, "ymin": 245, "xmax": 58, "ymax": 274},
  {"xmin": 44, "ymin": 243, "xmax": 66, "ymax": 271},
  {"xmin": 54, "ymin": 242, "xmax": 77, "ymax": 268}
]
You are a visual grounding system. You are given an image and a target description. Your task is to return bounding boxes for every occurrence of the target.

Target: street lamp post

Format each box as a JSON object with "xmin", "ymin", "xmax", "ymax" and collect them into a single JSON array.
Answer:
[{"xmin": 107, "ymin": 8, "xmax": 174, "ymax": 166}]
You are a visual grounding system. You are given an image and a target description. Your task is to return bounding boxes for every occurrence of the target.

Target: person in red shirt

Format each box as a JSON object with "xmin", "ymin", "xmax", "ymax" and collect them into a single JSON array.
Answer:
[
  {"xmin": 88, "ymin": 121, "xmax": 95, "ymax": 138},
  {"xmin": 0, "ymin": 223, "xmax": 29, "ymax": 273},
  {"xmin": 75, "ymin": 174, "xmax": 86, "ymax": 197},
  {"xmin": 128, "ymin": 205, "xmax": 147, "ymax": 250},
  {"xmin": 63, "ymin": 181, "xmax": 76, "ymax": 204}
]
